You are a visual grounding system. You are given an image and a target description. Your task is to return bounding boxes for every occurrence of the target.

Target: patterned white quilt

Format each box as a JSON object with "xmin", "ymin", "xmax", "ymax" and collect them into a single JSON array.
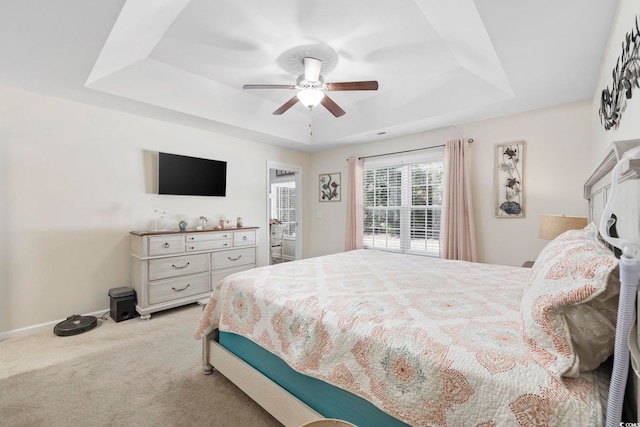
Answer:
[{"xmin": 195, "ymin": 250, "xmax": 603, "ymax": 427}]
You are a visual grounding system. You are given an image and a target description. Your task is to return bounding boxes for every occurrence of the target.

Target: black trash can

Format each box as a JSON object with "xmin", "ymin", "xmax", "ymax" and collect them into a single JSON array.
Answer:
[{"xmin": 108, "ymin": 287, "xmax": 139, "ymax": 322}]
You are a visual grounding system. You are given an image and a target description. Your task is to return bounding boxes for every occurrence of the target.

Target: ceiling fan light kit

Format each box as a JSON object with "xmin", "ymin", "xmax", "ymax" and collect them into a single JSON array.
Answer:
[
  {"xmin": 297, "ymin": 88, "xmax": 324, "ymax": 108},
  {"xmin": 243, "ymin": 55, "xmax": 379, "ymax": 118}
]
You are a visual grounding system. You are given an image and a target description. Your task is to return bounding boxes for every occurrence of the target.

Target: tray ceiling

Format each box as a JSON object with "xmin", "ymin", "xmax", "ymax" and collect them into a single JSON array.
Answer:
[{"xmin": 0, "ymin": 0, "xmax": 618, "ymax": 152}]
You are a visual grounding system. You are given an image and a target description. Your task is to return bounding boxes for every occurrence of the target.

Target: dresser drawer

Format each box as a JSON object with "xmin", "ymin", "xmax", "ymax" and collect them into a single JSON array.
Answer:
[
  {"xmin": 148, "ymin": 274, "xmax": 209, "ymax": 305},
  {"xmin": 185, "ymin": 232, "xmax": 232, "ymax": 242},
  {"xmin": 211, "ymin": 247, "xmax": 255, "ymax": 270},
  {"xmin": 234, "ymin": 230, "xmax": 256, "ymax": 247},
  {"xmin": 186, "ymin": 239, "xmax": 232, "ymax": 252},
  {"xmin": 210, "ymin": 265, "xmax": 254, "ymax": 289},
  {"xmin": 148, "ymin": 236, "xmax": 184, "ymax": 256},
  {"xmin": 148, "ymin": 253, "xmax": 209, "ymax": 281}
]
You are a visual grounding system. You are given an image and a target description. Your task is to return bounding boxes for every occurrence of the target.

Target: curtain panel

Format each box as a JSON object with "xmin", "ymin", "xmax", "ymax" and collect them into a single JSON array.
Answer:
[
  {"xmin": 440, "ymin": 139, "xmax": 478, "ymax": 261},
  {"xmin": 345, "ymin": 156, "xmax": 364, "ymax": 251}
]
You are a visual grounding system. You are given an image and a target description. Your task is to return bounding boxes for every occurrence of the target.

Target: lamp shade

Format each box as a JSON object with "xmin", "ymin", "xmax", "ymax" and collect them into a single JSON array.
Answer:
[
  {"xmin": 297, "ymin": 89, "xmax": 324, "ymax": 108},
  {"xmin": 538, "ymin": 214, "xmax": 588, "ymax": 240}
]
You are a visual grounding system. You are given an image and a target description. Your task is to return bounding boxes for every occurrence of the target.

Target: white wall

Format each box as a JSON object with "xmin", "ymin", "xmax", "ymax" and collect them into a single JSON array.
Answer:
[
  {"xmin": 0, "ymin": 86, "xmax": 310, "ymax": 334},
  {"xmin": 591, "ymin": 0, "xmax": 640, "ymax": 161},
  {"xmin": 0, "ymin": 91, "xmax": 608, "ymax": 335},
  {"xmin": 308, "ymin": 100, "xmax": 593, "ymax": 266},
  {"xmin": 4, "ymin": 0, "xmax": 638, "ymax": 335}
]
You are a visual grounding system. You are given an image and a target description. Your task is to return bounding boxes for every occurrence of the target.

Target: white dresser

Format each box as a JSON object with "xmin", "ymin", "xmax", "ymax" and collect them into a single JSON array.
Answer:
[{"xmin": 130, "ymin": 227, "xmax": 258, "ymax": 319}]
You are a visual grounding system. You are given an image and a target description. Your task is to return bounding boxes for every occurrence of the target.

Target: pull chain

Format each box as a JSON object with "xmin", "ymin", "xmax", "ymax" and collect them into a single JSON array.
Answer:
[{"xmin": 308, "ymin": 107, "xmax": 313, "ymax": 144}]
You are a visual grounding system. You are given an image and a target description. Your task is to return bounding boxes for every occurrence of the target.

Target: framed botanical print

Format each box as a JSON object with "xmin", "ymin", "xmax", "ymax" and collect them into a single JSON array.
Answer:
[
  {"xmin": 495, "ymin": 141, "xmax": 525, "ymax": 218},
  {"xmin": 319, "ymin": 173, "xmax": 341, "ymax": 202}
]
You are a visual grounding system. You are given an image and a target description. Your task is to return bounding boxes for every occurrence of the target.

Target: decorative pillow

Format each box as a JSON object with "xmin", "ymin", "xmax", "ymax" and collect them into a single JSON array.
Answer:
[{"xmin": 521, "ymin": 222, "xmax": 619, "ymax": 378}]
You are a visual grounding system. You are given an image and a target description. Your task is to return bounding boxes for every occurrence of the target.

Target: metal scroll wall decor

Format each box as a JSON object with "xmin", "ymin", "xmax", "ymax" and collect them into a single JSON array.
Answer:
[{"xmin": 599, "ymin": 15, "xmax": 640, "ymax": 131}]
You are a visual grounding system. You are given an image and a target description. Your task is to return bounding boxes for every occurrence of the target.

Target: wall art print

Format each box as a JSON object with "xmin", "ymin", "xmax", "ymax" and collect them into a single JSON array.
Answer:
[
  {"xmin": 495, "ymin": 141, "xmax": 525, "ymax": 218},
  {"xmin": 599, "ymin": 15, "xmax": 640, "ymax": 130},
  {"xmin": 319, "ymin": 172, "xmax": 341, "ymax": 202}
]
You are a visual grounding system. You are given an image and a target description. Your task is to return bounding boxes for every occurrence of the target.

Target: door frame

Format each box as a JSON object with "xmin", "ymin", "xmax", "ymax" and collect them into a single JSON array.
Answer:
[{"xmin": 266, "ymin": 161, "xmax": 302, "ymax": 263}]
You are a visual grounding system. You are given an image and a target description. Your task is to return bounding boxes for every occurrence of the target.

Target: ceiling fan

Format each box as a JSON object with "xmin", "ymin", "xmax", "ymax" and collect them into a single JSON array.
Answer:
[{"xmin": 243, "ymin": 57, "xmax": 378, "ymax": 118}]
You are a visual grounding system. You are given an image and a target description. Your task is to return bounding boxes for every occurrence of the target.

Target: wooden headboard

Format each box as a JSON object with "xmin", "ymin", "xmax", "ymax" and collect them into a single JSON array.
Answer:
[
  {"xmin": 584, "ymin": 138, "xmax": 640, "ymax": 423},
  {"xmin": 584, "ymin": 139, "xmax": 640, "ymax": 229}
]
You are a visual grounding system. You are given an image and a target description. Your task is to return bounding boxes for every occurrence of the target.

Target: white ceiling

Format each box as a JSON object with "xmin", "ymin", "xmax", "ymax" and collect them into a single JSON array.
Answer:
[{"xmin": 0, "ymin": 0, "xmax": 618, "ymax": 153}]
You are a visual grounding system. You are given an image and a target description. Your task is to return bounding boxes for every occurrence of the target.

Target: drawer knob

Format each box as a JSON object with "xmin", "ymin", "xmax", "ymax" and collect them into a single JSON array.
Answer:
[
  {"xmin": 189, "ymin": 246, "xmax": 195, "ymax": 250},
  {"xmin": 171, "ymin": 284, "xmax": 191, "ymax": 292},
  {"xmin": 162, "ymin": 242, "xmax": 170, "ymax": 248},
  {"xmin": 242, "ymin": 236, "xmax": 248, "ymax": 241},
  {"xmin": 228, "ymin": 255, "xmax": 242, "ymax": 261},
  {"xmin": 223, "ymin": 243, "xmax": 228, "ymax": 246},
  {"xmin": 171, "ymin": 262, "xmax": 190, "ymax": 269},
  {"xmin": 188, "ymin": 237, "xmax": 194, "ymax": 241}
]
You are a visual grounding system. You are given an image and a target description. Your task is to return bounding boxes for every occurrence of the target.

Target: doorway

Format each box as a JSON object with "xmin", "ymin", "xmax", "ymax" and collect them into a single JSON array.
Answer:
[{"xmin": 266, "ymin": 161, "xmax": 302, "ymax": 265}]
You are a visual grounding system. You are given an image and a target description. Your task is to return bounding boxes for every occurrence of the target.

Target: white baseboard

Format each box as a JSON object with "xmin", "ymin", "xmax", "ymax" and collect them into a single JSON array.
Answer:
[{"xmin": 0, "ymin": 308, "xmax": 110, "ymax": 342}]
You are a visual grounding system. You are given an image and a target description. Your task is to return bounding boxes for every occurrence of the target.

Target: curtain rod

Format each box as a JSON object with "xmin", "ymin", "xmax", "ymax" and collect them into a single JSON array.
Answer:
[{"xmin": 349, "ymin": 138, "xmax": 473, "ymax": 161}]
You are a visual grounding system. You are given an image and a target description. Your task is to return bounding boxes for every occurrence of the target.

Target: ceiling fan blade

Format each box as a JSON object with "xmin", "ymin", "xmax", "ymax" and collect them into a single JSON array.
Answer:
[
  {"xmin": 273, "ymin": 96, "xmax": 300, "ymax": 115},
  {"xmin": 243, "ymin": 84, "xmax": 296, "ymax": 90},
  {"xmin": 320, "ymin": 95, "xmax": 346, "ymax": 118},
  {"xmin": 325, "ymin": 81, "xmax": 379, "ymax": 91},
  {"xmin": 303, "ymin": 57, "xmax": 322, "ymax": 82}
]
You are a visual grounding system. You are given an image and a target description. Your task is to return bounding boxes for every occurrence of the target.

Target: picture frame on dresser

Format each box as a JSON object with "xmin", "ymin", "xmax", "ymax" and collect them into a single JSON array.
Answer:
[{"xmin": 129, "ymin": 227, "xmax": 258, "ymax": 319}]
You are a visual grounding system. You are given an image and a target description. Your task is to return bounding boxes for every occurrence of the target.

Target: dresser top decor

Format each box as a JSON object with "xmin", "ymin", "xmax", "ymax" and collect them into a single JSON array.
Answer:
[{"xmin": 130, "ymin": 226, "xmax": 259, "ymax": 237}]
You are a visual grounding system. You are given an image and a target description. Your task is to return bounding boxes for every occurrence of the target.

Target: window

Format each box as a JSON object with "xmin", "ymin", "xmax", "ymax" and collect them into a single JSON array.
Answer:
[
  {"xmin": 270, "ymin": 181, "xmax": 296, "ymax": 236},
  {"xmin": 363, "ymin": 150, "xmax": 444, "ymax": 256}
]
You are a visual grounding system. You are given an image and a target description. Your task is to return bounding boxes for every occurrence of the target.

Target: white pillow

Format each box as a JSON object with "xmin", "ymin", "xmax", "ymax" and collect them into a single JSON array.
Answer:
[{"xmin": 520, "ymin": 223, "xmax": 619, "ymax": 378}]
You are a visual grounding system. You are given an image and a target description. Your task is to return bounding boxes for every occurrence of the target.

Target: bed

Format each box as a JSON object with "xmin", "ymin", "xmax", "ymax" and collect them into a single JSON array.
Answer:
[
  {"xmin": 196, "ymin": 241, "xmax": 616, "ymax": 426},
  {"xmin": 195, "ymin": 141, "xmax": 640, "ymax": 427}
]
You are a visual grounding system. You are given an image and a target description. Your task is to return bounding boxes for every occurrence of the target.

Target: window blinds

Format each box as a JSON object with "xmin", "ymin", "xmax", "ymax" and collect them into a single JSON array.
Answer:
[
  {"xmin": 271, "ymin": 182, "xmax": 296, "ymax": 236},
  {"xmin": 363, "ymin": 149, "xmax": 443, "ymax": 256}
]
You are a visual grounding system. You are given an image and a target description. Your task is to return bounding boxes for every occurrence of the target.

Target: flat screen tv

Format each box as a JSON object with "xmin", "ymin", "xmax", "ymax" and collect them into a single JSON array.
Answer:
[{"xmin": 158, "ymin": 152, "xmax": 227, "ymax": 197}]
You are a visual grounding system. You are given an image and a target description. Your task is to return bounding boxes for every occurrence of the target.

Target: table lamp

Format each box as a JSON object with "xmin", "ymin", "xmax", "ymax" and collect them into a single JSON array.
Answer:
[{"xmin": 538, "ymin": 214, "xmax": 588, "ymax": 240}]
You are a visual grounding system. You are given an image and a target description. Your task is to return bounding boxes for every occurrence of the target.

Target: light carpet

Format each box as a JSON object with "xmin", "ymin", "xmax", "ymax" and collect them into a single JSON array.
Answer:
[{"xmin": 0, "ymin": 304, "xmax": 283, "ymax": 427}]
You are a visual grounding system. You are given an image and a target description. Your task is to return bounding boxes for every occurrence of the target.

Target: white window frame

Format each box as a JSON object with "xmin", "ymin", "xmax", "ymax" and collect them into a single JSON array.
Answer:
[
  {"xmin": 270, "ymin": 181, "xmax": 296, "ymax": 237},
  {"xmin": 266, "ymin": 161, "xmax": 302, "ymax": 263},
  {"xmin": 363, "ymin": 149, "xmax": 444, "ymax": 257}
]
